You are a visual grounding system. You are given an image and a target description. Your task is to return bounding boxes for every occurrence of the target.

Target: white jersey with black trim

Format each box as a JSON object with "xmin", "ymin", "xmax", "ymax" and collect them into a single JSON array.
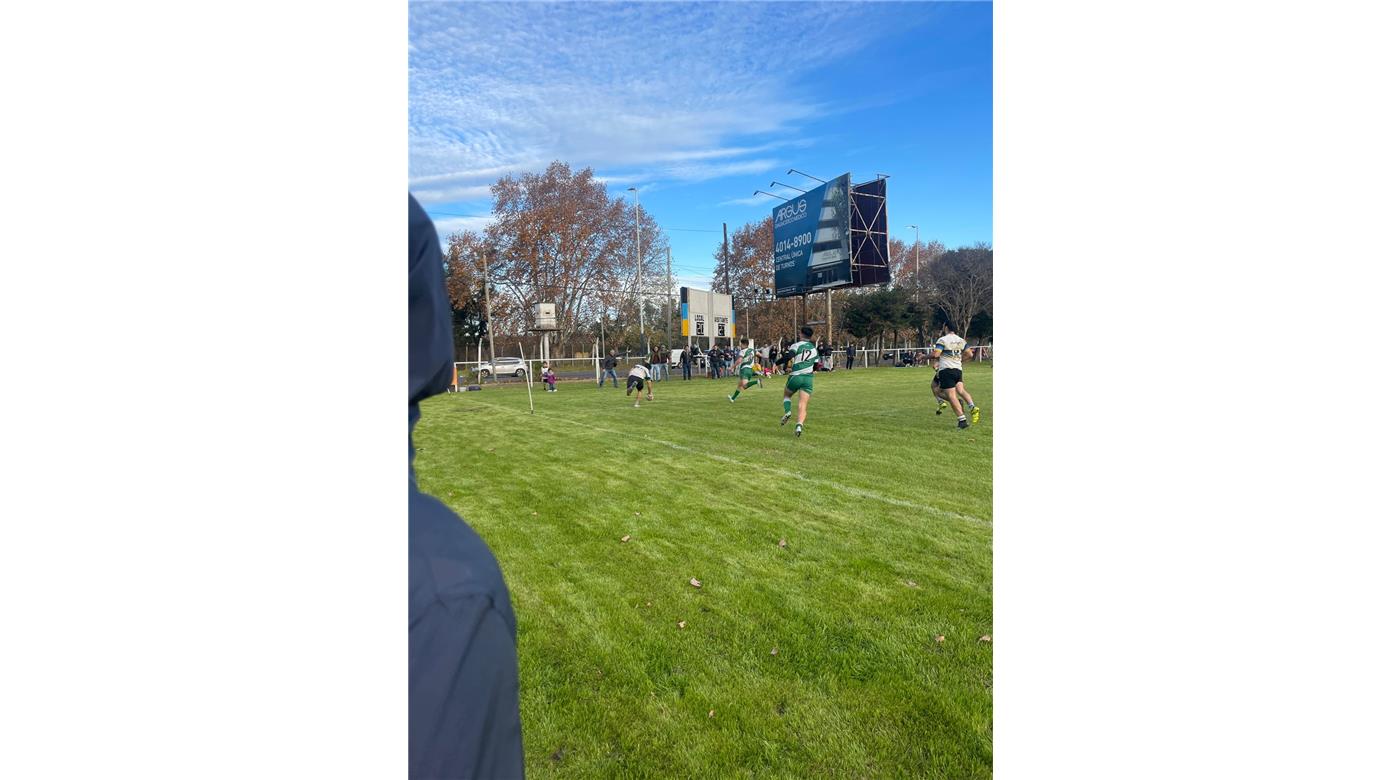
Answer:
[
  {"xmin": 935, "ymin": 333, "xmax": 967, "ymax": 371},
  {"xmin": 628, "ymin": 364, "xmax": 649, "ymax": 380}
]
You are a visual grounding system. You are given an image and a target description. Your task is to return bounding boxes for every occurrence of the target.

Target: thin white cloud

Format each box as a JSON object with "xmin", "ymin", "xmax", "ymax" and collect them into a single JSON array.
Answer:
[
  {"xmin": 412, "ymin": 184, "xmax": 494, "ymax": 204},
  {"xmin": 719, "ymin": 194, "xmax": 784, "ymax": 208},
  {"xmin": 408, "ymin": 3, "xmax": 881, "ymax": 202},
  {"xmin": 428, "ymin": 215, "xmax": 495, "ymax": 240}
]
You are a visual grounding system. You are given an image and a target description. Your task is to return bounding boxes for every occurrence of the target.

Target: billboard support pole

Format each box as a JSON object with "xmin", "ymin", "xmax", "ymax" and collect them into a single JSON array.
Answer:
[{"xmin": 817, "ymin": 288, "xmax": 828, "ymax": 343}]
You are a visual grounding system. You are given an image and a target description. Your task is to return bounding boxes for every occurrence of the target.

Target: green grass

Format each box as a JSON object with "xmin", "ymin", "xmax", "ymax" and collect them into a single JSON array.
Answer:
[{"xmin": 415, "ymin": 364, "xmax": 992, "ymax": 778}]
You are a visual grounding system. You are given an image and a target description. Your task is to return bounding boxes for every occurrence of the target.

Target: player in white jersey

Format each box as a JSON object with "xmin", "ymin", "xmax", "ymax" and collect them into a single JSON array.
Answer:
[
  {"xmin": 931, "ymin": 322, "xmax": 979, "ymax": 429},
  {"xmin": 727, "ymin": 337, "xmax": 763, "ymax": 403},
  {"xmin": 625, "ymin": 361, "xmax": 654, "ymax": 408}
]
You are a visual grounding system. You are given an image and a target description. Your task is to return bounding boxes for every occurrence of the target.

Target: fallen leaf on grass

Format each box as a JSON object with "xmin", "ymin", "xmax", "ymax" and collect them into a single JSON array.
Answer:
[
  {"xmin": 770, "ymin": 647, "xmax": 779, "ymax": 656},
  {"xmin": 531, "ymin": 511, "xmax": 537, "ymax": 516},
  {"xmin": 708, "ymin": 709, "xmax": 715, "ymax": 718},
  {"xmin": 678, "ymin": 621, "xmax": 686, "ymax": 629},
  {"xmin": 621, "ymin": 535, "xmax": 631, "ymax": 543},
  {"xmin": 634, "ymin": 512, "xmax": 641, "ymax": 516},
  {"xmin": 934, "ymin": 635, "xmax": 946, "ymax": 643},
  {"xmin": 778, "ymin": 538, "xmax": 787, "ymax": 549},
  {"xmin": 904, "ymin": 580, "xmax": 918, "ymax": 588},
  {"xmin": 979, "ymin": 635, "xmax": 992, "ymax": 643},
  {"xmin": 689, "ymin": 578, "xmax": 702, "ymax": 589}
]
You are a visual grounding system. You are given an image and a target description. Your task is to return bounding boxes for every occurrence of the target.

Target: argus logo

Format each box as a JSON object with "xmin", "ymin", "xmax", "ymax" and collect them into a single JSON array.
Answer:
[{"xmin": 775, "ymin": 198, "xmax": 809, "ymax": 227}]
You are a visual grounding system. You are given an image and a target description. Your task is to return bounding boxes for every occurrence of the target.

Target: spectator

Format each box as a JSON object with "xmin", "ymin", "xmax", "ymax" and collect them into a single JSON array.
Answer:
[
  {"xmin": 541, "ymin": 362, "xmax": 557, "ymax": 392},
  {"xmin": 649, "ymin": 346, "xmax": 662, "ymax": 382},
  {"xmin": 679, "ymin": 344, "xmax": 692, "ymax": 380},
  {"xmin": 846, "ymin": 342, "xmax": 856, "ymax": 370},
  {"xmin": 707, "ymin": 345, "xmax": 720, "ymax": 379},
  {"xmin": 408, "ymin": 195, "xmax": 524, "ymax": 779},
  {"xmin": 600, "ymin": 350, "xmax": 619, "ymax": 388}
]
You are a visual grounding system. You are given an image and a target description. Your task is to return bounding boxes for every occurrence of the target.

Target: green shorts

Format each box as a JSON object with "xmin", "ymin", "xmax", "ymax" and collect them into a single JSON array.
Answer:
[
  {"xmin": 785, "ymin": 373, "xmax": 814, "ymax": 395},
  {"xmin": 741, "ymin": 366, "xmax": 758, "ymax": 381}
]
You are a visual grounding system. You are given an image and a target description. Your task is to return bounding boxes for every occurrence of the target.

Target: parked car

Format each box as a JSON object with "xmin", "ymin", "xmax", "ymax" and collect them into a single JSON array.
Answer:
[{"xmin": 475, "ymin": 356, "xmax": 528, "ymax": 377}]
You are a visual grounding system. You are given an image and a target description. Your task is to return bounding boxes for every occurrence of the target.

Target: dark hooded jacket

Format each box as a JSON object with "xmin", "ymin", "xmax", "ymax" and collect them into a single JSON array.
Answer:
[{"xmin": 409, "ymin": 195, "xmax": 524, "ymax": 779}]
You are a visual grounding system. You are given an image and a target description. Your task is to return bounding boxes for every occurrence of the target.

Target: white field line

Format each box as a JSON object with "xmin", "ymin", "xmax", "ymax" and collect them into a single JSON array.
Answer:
[{"xmin": 450, "ymin": 398, "xmax": 990, "ymax": 527}]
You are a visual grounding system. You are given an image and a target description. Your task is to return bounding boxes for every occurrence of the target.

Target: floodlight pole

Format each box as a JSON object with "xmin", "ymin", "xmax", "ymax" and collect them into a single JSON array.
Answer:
[
  {"xmin": 629, "ymin": 187, "xmax": 645, "ymax": 356},
  {"xmin": 906, "ymin": 224, "xmax": 920, "ymax": 302}
]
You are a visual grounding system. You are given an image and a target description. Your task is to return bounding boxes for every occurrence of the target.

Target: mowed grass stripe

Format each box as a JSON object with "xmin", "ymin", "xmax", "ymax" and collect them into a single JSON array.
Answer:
[
  {"xmin": 415, "ymin": 363, "xmax": 992, "ymax": 778},
  {"xmin": 449, "ymin": 395, "xmax": 988, "ymax": 527}
]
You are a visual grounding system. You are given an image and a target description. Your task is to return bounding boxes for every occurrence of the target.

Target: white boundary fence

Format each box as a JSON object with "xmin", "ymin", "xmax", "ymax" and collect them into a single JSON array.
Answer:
[{"xmin": 449, "ymin": 344, "xmax": 990, "ymax": 389}]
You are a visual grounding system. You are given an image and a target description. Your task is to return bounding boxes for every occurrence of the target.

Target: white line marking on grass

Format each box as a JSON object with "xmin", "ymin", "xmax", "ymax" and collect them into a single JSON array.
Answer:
[{"xmin": 451, "ymin": 398, "xmax": 990, "ymax": 527}]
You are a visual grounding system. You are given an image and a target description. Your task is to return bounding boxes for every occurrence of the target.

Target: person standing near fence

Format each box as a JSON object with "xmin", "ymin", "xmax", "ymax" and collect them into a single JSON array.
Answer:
[
  {"xmin": 600, "ymin": 350, "xmax": 619, "ymax": 388},
  {"xmin": 846, "ymin": 343, "xmax": 855, "ymax": 370},
  {"xmin": 680, "ymin": 345, "xmax": 692, "ymax": 380}
]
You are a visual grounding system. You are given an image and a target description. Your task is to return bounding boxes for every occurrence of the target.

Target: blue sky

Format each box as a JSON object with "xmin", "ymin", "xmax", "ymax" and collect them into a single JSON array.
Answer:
[{"xmin": 409, "ymin": 1, "xmax": 991, "ymax": 291}]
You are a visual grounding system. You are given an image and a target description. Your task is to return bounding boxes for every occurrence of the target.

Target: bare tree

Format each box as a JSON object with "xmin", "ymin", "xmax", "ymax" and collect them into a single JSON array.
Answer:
[
  {"xmin": 443, "ymin": 161, "xmax": 669, "ymax": 355},
  {"xmin": 927, "ymin": 244, "xmax": 993, "ymax": 337}
]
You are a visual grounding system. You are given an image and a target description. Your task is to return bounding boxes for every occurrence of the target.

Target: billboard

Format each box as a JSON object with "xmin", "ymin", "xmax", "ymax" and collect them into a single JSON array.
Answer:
[{"xmin": 772, "ymin": 174, "xmax": 852, "ymax": 297}]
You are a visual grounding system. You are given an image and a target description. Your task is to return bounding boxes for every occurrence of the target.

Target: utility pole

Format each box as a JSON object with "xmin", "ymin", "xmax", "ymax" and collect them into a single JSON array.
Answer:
[
  {"xmin": 666, "ymin": 247, "xmax": 673, "ymax": 345},
  {"xmin": 481, "ymin": 250, "xmax": 497, "ymax": 383},
  {"xmin": 629, "ymin": 187, "xmax": 644, "ymax": 355},
  {"xmin": 722, "ymin": 222, "xmax": 731, "ymax": 295}
]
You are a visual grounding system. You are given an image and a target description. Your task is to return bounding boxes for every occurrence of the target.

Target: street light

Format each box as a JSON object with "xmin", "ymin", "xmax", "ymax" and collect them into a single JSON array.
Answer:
[
  {"xmin": 906, "ymin": 224, "xmax": 920, "ymax": 301},
  {"xmin": 628, "ymin": 187, "xmax": 644, "ymax": 355}
]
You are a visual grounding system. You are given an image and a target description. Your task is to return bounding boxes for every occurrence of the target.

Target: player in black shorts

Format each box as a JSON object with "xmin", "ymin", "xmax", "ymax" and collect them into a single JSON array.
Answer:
[
  {"xmin": 931, "ymin": 322, "xmax": 979, "ymax": 428},
  {"xmin": 625, "ymin": 361, "xmax": 654, "ymax": 408}
]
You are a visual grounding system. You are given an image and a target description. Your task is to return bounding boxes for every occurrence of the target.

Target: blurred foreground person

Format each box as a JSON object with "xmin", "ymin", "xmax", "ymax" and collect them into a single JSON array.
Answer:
[{"xmin": 409, "ymin": 195, "xmax": 524, "ymax": 779}]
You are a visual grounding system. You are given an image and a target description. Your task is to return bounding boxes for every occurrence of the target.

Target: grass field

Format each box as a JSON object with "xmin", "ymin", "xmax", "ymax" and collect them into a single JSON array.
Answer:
[{"xmin": 414, "ymin": 363, "xmax": 993, "ymax": 778}]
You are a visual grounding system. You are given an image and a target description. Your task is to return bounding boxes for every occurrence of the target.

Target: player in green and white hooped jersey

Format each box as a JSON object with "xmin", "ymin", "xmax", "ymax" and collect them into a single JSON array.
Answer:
[
  {"xmin": 727, "ymin": 337, "xmax": 763, "ymax": 402},
  {"xmin": 775, "ymin": 326, "xmax": 819, "ymax": 437},
  {"xmin": 931, "ymin": 322, "xmax": 979, "ymax": 429}
]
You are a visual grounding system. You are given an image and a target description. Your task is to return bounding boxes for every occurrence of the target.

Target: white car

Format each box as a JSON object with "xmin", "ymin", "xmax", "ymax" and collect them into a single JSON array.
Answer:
[{"xmin": 475, "ymin": 356, "xmax": 528, "ymax": 377}]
